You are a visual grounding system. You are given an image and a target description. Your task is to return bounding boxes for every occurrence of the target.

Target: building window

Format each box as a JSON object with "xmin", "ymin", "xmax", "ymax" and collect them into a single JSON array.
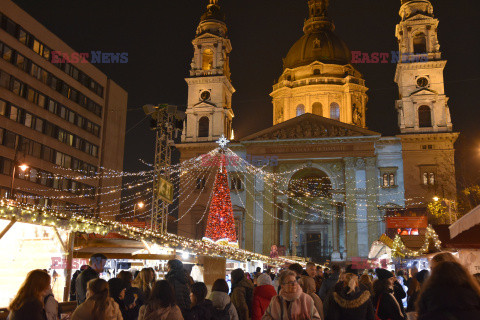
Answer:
[
  {"xmin": 313, "ymin": 69, "xmax": 320, "ymax": 75},
  {"xmin": 312, "ymin": 102, "xmax": 322, "ymax": 116},
  {"xmin": 198, "ymin": 116, "xmax": 209, "ymax": 138},
  {"xmin": 296, "ymin": 104, "xmax": 305, "ymax": 116},
  {"xmin": 413, "ymin": 33, "xmax": 427, "ymax": 54},
  {"xmin": 382, "ymin": 173, "xmax": 396, "ymax": 187},
  {"xmin": 196, "ymin": 177, "xmax": 206, "ymax": 190},
  {"xmin": 202, "ymin": 49, "xmax": 214, "ymax": 70},
  {"xmin": 231, "ymin": 177, "xmax": 242, "ymax": 190},
  {"xmin": 418, "ymin": 105, "xmax": 432, "ymax": 128},
  {"xmin": 422, "ymin": 172, "xmax": 435, "ymax": 185},
  {"xmin": 330, "ymin": 102, "xmax": 340, "ymax": 120}
]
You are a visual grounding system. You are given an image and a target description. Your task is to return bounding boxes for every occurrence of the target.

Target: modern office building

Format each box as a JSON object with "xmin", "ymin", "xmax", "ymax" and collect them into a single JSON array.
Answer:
[{"xmin": 0, "ymin": 0, "xmax": 127, "ymax": 218}]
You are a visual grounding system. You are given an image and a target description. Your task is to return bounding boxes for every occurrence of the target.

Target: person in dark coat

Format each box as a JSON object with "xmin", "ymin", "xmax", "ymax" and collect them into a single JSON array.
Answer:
[
  {"xmin": 231, "ymin": 269, "xmax": 254, "ymax": 320},
  {"xmin": 416, "ymin": 261, "xmax": 480, "ymax": 320},
  {"xmin": 69, "ymin": 265, "xmax": 88, "ymax": 301},
  {"xmin": 318, "ymin": 264, "xmax": 340, "ymax": 301},
  {"xmin": 108, "ymin": 278, "xmax": 129, "ymax": 320},
  {"xmin": 8, "ymin": 270, "xmax": 51, "ymax": 320},
  {"xmin": 75, "ymin": 253, "xmax": 107, "ymax": 304},
  {"xmin": 373, "ymin": 269, "xmax": 405, "ymax": 320},
  {"xmin": 406, "ymin": 269, "xmax": 429, "ymax": 313},
  {"xmin": 186, "ymin": 282, "xmax": 213, "ymax": 320},
  {"xmin": 326, "ymin": 272, "xmax": 374, "ymax": 320},
  {"xmin": 117, "ymin": 270, "xmax": 144, "ymax": 320},
  {"xmin": 166, "ymin": 259, "xmax": 191, "ymax": 314},
  {"xmin": 393, "ymin": 278, "xmax": 406, "ymax": 316}
]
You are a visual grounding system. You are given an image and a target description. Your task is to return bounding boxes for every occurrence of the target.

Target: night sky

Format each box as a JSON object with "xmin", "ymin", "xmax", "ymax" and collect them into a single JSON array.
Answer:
[{"xmin": 11, "ymin": 0, "xmax": 480, "ymax": 187}]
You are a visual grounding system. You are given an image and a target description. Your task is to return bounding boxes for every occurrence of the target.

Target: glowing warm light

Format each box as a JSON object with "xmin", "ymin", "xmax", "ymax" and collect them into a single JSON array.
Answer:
[
  {"xmin": 433, "ymin": 196, "xmax": 439, "ymax": 202},
  {"xmin": 18, "ymin": 164, "xmax": 29, "ymax": 172},
  {"xmin": 137, "ymin": 201, "xmax": 145, "ymax": 209}
]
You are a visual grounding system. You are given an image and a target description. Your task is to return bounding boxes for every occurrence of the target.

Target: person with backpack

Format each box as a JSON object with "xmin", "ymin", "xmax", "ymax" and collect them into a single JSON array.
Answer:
[
  {"xmin": 166, "ymin": 259, "xmax": 191, "ymax": 315},
  {"xmin": 231, "ymin": 269, "xmax": 254, "ymax": 320},
  {"xmin": 186, "ymin": 282, "xmax": 214, "ymax": 320},
  {"xmin": 210, "ymin": 279, "xmax": 239, "ymax": 320}
]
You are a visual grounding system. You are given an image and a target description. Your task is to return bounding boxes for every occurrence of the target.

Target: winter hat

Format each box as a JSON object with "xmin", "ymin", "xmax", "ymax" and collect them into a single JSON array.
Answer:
[
  {"xmin": 415, "ymin": 269, "xmax": 429, "ymax": 284},
  {"xmin": 375, "ymin": 268, "xmax": 394, "ymax": 281},
  {"xmin": 257, "ymin": 273, "xmax": 273, "ymax": 286},
  {"xmin": 108, "ymin": 278, "xmax": 126, "ymax": 301}
]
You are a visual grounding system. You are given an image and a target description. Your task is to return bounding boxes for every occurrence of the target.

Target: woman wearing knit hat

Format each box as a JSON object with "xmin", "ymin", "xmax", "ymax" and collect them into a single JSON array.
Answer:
[
  {"xmin": 252, "ymin": 274, "xmax": 277, "ymax": 320},
  {"xmin": 373, "ymin": 269, "xmax": 405, "ymax": 320}
]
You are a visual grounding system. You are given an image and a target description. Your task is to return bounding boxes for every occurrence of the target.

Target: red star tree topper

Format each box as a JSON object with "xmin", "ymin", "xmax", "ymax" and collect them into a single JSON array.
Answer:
[{"xmin": 204, "ymin": 154, "xmax": 238, "ymax": 245}]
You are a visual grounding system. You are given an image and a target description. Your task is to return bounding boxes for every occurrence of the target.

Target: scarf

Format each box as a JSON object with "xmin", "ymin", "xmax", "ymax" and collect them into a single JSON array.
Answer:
[{"xmin": 279, "ymin": 283, "xmax": 303, "ymax": 301}]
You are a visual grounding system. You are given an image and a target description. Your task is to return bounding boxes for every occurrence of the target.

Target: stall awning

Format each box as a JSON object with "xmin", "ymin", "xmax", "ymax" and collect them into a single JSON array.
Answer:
[{"xmin": 450, "ymin": 204, "xmax": 480, "ymax": 239}]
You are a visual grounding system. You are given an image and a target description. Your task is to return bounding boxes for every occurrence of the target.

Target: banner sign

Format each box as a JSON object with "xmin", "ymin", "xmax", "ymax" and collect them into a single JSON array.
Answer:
[
  {"xmin": 386, "ymin": 216, "xmax": 427, "ymax": 229},
  {"xmin": 158, "ymin": 177, "xmax": 173, "ymax": 204}
]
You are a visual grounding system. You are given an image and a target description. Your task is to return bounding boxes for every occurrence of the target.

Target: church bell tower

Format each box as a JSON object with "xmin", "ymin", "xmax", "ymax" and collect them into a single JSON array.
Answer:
[
  {"xmin": 182, "ymin": 0, "xmax": 235, "ymax": 143},
  {"xmin": 395, "ymin": 0, "xmax": 458, "ymax": 210}
]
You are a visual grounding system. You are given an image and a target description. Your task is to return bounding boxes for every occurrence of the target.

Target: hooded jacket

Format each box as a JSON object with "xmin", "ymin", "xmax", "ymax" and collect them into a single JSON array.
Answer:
[
  {"xmin": 231, "ymin": 278, "xmax": 254, "ymax": 320},
  {"xmin": 326, "ymin": 283, "xmax": 374, "ymax": 320},
  {"xmin": 210, "ymin": 291, "xmax": 239, "ymax": 320},
  {"xmin": 373, "ymin": 288, "xmax": 404, "ymax": 320},
  {"xmin": 416, "ymin": 285, "xmax": 480, "ymax": 320},
  {"xmin": 71, "ymin": 297, "xmax": 123, "ymax": 320},
  {"xmin": 252, "ymin": 285, "xmax": 277, "ymax": 320},
  {"xmin": 166, "ymin": 260, "xmax": 191, "ymax": 313},
  {"xmin": 300, "ymin": 276, "xmax": 324, "ymax": 320},
  {"xmin": 138, "ymin": 304, "xmax": 184, "ymax": 320}
]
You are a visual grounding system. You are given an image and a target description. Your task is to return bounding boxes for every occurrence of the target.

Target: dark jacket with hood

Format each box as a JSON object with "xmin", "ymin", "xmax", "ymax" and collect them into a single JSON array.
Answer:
[
  {"xmin": 252, "ymin": 285, "xmax": 277, "ymax": 320},
  {"xmin": 373, "ymin": 288, "xmax": 405, "ymax": 320},
  {"xmin": 186, "ymin": 299, "xmax": 214, "ymax": 320},
  {"xmin": 417, "ymin": 285, "xmax": 480, "ymax": 320},
  {"xmin": 318, "ymin": 271, "xmax": 340, "ymax": 301},
  {"xmin": 75, "ymin": 266, "xmax": 99, "ymax": 304},
  {"xmin": 166, "ymin": 260, "xmax": 191, "ymax": 313},
  {"xmin": 326, "ymin": 282, "xmax": 374, "ymax": 320},
  {"xmin": 231, "ymin": 270, "xmax": 254, "ymax": 320}
]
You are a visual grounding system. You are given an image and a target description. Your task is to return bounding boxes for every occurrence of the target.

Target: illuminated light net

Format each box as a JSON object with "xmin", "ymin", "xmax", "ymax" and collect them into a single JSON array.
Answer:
[{"xmin": 203, "ymin": 153, "xmax": 238, "ymax": 247}]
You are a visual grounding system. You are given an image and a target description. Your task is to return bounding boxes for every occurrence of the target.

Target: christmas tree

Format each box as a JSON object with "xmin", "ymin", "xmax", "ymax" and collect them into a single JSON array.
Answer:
[{"xmin": 203, "ymin": 154, "xmax": 238, "ymax": 246}]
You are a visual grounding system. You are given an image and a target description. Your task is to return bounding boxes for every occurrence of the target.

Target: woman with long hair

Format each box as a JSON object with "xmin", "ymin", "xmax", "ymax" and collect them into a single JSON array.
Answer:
[
  {"xmin": 326, "ymin": 273, "xmax": 374, "ymax": 320},
  {"xmin": 138, "ymin": 280, "xmax": 183, "ymax": 320},
  {"xmin": 210, "ymin": 279, "xmax": 239, "ymax": 320},
  {"xmin": 373, "ymin": 269, "xmax": 405, "ymax": 320},
  {"xmin": 132, "ymin": 268, "xmax": 154, "ymax": 301},
  {"xmin": 71, "ymin": 278, "xmax": 122, "ymax": 320},
  {"xmin": 8, "ymin": 269, "xmax": 51, "ymax": 320},
  {"xmin": 262, "ymin": 270, "xmax": 321, "ymax": 320},
  {"xmin": 416, "ymin": 261, "xmax": 480, "ymax": 320}
]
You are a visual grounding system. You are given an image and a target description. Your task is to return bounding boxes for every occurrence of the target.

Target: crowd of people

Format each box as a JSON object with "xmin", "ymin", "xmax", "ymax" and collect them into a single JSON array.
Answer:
[{"xmin": 6, "ymin": 253, "xmax": 480, "ymax": 320}]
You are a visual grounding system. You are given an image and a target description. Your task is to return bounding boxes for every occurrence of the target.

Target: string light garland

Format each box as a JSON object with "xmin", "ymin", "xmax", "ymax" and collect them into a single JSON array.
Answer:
[
  {"xmin": 392, "ymin": 225, "xmax": 442, "ymax": 258},
  {"xmin": 0, "ymin": 201, "xmax": 300, "ymax": 267}
]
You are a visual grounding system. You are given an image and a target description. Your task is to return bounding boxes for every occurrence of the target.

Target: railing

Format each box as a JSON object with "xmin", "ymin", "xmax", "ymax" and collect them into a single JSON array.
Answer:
[{"xmin": 0, "ymin": 301, "xmax": 77, "ymax": 319}]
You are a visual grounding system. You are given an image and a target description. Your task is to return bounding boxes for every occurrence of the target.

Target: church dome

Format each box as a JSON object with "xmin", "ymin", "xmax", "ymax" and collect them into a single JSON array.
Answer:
[
  {"xmin": 284, "ymin": 28, "xmax": 351, "ymax": 69},
  {"xmin": 283, "ymin": 0, "xmax": 352, "ymax": 69}
]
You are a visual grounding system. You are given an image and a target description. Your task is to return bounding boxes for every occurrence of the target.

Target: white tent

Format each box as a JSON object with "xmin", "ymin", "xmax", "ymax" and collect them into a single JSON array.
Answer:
[{"xmin": 449, "ymin": 204, "xmax": 480, "ymax": 239}]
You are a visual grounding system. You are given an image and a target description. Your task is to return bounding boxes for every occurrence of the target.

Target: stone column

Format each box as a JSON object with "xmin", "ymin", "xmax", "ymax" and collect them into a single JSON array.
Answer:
[
  {"xmin": 366, "ymin": 157, "xmax": 380, "ymax": 247},
  {"xmin": 262, "ymin": 167, "xmax": 274, "ymax": 255},
  {"xmin": 346, "ymin": 91, "xmax": 352, "ymax": 123},
  {"xmin": 344, "ymin": 157, "xmax": 357, "ymax": 258},
  {"xmin": 244, "ymin": 170, "xmax": 255, "ymax": 252}
]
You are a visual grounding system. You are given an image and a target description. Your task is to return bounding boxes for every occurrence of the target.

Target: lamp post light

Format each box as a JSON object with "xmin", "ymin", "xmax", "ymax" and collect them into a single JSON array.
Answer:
[
  {"xmin": 10, "ymin": 162, "xmax": 28, "ymax": 200},
  {"xmin": 133, "ymin": 201, "xmax": 145, "ymax": 218},
  {"xmin": 432, "ymin": 196, "xmax": 455, "ymax": 224}
]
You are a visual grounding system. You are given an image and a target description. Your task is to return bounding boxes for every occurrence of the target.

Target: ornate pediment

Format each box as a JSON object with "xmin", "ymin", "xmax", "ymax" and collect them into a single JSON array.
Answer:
[{"xmin": 240, "ymin": 113, "xmax": 379, "ymax": 141}]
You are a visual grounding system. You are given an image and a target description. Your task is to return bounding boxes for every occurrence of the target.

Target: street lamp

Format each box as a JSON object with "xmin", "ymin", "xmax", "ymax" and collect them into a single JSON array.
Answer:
[
  {"xmin": 433, "ymin": 196, "xmax": 439, "ymax": 202},
  {"xmin": 10, "ymin": 162, "xmax": 29, "ymax": 200},
  {"xmin": 432, "ymin": 196, "xmax": 456, "ymax": 224},
  {"xmin": 133, "ymin": 201, "xmax": 145, "ymax": 218}
]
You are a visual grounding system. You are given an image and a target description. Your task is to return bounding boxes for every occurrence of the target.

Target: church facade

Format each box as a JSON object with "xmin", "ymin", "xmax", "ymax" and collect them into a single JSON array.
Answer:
[{"xmin": 176, "ymin": 0, "xmax": 456, "ymax": 261}]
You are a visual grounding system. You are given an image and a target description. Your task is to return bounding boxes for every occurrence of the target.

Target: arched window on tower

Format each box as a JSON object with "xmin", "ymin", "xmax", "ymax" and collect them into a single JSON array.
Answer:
[
  {"xmin": 413, "ymin": 33, "xmax": 427, "ymax": 54},
  {"xmin": 202, "ymin": 49, "xmax": 214, "ymax": 70},
  {"xmin": 418, "ymin": 105, "xmax": 432, "ymax": 128},
  {"xmin": 198, "ymin": 116, "xmax": 209, "ymax": 137},
  {"xmin": 312, "ymin": 102, "xmax": 323, "ymax": 116},
  {"xmin": 296, "ymin": 104, "xmax": 305, "ymax": 116},
  {"xmin": 330, "ymin": 102, "xmax": 340, "ymax": 120}
]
